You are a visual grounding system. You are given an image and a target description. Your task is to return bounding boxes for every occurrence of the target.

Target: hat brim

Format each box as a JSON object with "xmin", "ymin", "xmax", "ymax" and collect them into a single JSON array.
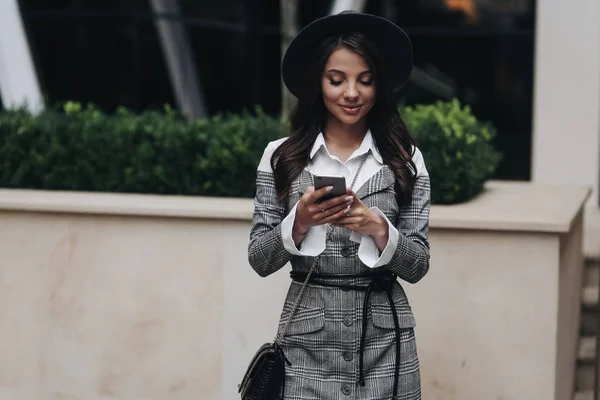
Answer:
[{"xmin": 282, "ymin": 12, "xmax": 413, "ymax": 98}]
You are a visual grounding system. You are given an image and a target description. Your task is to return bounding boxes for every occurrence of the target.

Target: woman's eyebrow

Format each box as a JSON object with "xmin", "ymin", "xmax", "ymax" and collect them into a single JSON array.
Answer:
[{"xmin": 325, "ymin": 69, "xmax": 372, "ymax": 76}]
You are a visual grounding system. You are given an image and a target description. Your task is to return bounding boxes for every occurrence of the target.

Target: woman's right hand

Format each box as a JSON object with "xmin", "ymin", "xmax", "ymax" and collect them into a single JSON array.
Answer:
[{"xmin": 293, "ymin": 186, "xmax": 354, "ymax": 234}]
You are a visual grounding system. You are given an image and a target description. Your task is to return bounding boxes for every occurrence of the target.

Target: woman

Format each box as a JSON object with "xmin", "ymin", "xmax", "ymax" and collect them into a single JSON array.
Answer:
[{"xmin": 248, "ymin": 10, "xmax": 430, "ymax": 400}]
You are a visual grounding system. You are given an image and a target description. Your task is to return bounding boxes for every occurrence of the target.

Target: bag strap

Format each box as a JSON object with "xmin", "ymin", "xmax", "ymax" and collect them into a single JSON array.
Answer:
[
  {"xmin": 273, "ymin": 257, "xmax": 318, "ymax": 344},
  {"xmin": 273, "ymin": 153, "xmax": 369, "ymax": 344}
]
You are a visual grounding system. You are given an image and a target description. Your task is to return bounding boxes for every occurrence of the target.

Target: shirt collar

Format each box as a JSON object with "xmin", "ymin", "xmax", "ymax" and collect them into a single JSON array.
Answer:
[{"xmin": 309, "ymin": 130, "xmax": 383, "ymax": 164}]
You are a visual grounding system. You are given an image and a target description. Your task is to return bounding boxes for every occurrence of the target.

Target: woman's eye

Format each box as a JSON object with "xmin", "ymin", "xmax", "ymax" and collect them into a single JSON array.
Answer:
[
  {"xmin": 360, "ymin": 80, "xmax": 374, "ymax": 86},
  {"xmin": 329, "ymin": 80, "xmax": 343, "ymax": 86}
]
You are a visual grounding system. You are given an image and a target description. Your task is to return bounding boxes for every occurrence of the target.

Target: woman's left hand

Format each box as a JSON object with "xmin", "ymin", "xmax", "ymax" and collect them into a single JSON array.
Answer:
[{"xmin": 331, "ymin": 191, "xmax": 388, "ymax": 240}]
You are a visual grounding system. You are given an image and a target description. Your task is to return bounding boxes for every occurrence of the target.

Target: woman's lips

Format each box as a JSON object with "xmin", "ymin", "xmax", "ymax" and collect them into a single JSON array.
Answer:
[{"xmin": 340, "ymin": 105, "xmax": 362, "ymax": 115}]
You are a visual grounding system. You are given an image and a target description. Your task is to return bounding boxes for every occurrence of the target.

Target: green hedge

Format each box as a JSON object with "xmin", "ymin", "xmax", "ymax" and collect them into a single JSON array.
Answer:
[
  {"xmin": 0, "ymin": 99, "xmax": 500, "ymax": 204},
  {"xmin": 403, "ymin": 99, "xmax": 501, "ymax": 204},
  {"xmin": 0, "ymin": 102, "xmax": 286, "ymax": 198}
]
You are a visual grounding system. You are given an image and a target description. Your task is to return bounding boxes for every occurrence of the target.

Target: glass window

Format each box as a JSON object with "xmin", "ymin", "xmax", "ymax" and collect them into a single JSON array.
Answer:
[
  {"xmin": 365, "ymin": 0, "xmax": 536, "ymax": 180},
  {"xmin": 19, "ymin": 0, "xmax": 174, "ymax": 112}
]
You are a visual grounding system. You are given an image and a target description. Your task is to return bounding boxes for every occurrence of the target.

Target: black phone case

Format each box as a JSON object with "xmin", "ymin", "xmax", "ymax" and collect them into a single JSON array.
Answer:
[{"xmin": 314, "ymin": 176, "xmax": 346, "ymax": 202}]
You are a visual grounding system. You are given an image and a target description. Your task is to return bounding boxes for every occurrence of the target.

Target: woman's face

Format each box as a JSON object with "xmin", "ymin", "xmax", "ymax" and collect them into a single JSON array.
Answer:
[{"xmin": 321, "ymin": 46, "xmax": 376, "ymax": 128}]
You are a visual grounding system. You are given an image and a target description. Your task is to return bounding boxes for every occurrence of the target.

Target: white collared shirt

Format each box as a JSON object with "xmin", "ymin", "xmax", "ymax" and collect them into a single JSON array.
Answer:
[{"xmin": 257, "ymin": 130, "xmax": 427, "ymax": 268}]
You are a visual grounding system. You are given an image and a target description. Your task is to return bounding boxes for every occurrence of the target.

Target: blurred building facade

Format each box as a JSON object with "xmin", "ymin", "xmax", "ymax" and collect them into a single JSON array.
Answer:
[{"xmin": 0, "ymin": 0, "xmax": 599, "ymax": 202}]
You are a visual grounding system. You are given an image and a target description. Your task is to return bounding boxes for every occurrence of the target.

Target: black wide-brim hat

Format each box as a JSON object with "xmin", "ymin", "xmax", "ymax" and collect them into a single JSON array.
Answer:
[{"xmin": 282, "ymin": 10, "xmax": 413, "ymax": 98}]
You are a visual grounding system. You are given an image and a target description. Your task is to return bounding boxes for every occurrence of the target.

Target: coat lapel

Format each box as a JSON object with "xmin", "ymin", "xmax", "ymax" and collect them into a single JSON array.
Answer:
[
  {"xmin": 354, "ymin": 165, "xmax": 395, "ymax": 199},
  {"xmin": 289, "ymin": 169, "xmax": 314, "ymax": 207},
  {"xmin": 292, "ymin": 166, "xmax": 395, "ymax": 202}
]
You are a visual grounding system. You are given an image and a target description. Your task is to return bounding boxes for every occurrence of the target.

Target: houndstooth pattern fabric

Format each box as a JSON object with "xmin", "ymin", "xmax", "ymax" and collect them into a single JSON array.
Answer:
[{"xmin": 248, "ymin": 144, "xmax": 430, "ymax": 400}]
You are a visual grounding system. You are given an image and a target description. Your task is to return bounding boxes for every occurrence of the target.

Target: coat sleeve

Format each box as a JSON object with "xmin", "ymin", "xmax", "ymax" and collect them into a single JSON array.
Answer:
[
  {"xmin": 247, "ymin": 140, "xmax": 294, "ymax": 277},
  {"xmin": 384, "ymin": 148, "xmax": 431, "ymax": 283}
]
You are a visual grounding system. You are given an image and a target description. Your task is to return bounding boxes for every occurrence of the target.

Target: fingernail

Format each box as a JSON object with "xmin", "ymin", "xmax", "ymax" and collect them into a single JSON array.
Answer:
[
  {"xmin": 325, "ymin": 186, "xmax": 333, "ymax": 191},
  {"xmin": 345, "ymin": 196, "xmax": 353, "ymax": 201}
]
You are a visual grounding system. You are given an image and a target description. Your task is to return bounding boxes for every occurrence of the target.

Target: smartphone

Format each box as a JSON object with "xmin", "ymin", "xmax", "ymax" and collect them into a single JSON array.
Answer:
[{"xmin": 314, "ymin": 175, "xmax": 347, "ymax": 202}]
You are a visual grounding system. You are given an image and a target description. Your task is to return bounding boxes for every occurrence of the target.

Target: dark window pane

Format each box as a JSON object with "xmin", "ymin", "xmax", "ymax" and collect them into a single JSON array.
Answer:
[
  {"xmin": 366, "ymin": 0, "xmax": 536, "ymax": 180},
  {"xmin": 180, "ymin": 0, "xmax": 245, "ymax": 23},
  {"xmin": 190, "ymin": 27, "xmax": 247, "ymax": 114},
  {"xmin": 20, "ymin": 0, "xmax": 129, "ymax": 11},
  {"xmin": 19, "ymin": 0, "xmax": 174, "ymax": 112},
  {"xmin": 186, "ymin": 0, "xmax": 282, "ymax": 115}
]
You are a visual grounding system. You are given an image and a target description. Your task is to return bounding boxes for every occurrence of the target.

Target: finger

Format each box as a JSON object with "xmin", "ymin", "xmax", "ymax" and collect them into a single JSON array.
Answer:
[
  {"xmin": 321, "ymin": 199, "xmax": 353, "ymax": 219},
  {"xmin": 312, "ymin": 202, "xmax": 348, "ymax": 225},
  {"xmin": 307, "ymin": 203, "xmax": 329, "ymax": 222},
  {"xmin": 347, "ymin": 190, "xmax": 363, "ymax": 203},
  {"xmin": 324, "ymin": 202, "xmax": 353, "ymax": 222},
  {"xmin": 299, "ymin": 188, "xmax": 313, "ymax": 208},
  {"xmin": 337, "ymin": 202, "xmax": 362, "ymax": 218},
  {"xmin": 319, "ymin": 193, "xmax": 354, "ymax": 211},
  {"xmin": 300, "ymin": 186, "xmax": 315, "ymax": 202},
  {"xmin": 307, "ymin": 185, "xmax": 334, "ymax": 204},
  {"xmin": 307, "ymin": 204, "xmax": 323, "ymax": 216},
  {"xmin": 321, "ymin": 207, "xmax": 351, "ymax": 224}
]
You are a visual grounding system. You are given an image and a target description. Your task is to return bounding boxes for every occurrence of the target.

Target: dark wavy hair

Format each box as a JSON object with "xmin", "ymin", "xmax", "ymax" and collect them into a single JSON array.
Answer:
[{"xmin": 272, "ymin": 31, "xmax": 417, "ymax": 205}]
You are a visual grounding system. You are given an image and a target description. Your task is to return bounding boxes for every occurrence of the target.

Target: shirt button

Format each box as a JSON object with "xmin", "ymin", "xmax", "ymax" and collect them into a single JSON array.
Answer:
[
  {"xmin": 341, "ymin": 247, "xmax": 352, "ymax": 257},
  {"xmin": 341, "ymin": 383, "xmax": 352, "ymax": 395},
  {"xmin": 343, "ymin": 316, "xmax": 353, "ymax": 326},
  {"xmin": 343, "ymin": 351, "xmax": 353, "ymax": 361}
]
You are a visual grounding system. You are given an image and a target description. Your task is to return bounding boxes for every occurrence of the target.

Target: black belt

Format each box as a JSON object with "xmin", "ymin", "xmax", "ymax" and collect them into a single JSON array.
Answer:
[{"xmin": 290, "ymin": 270, "xmax": 402, "ymax": 399}]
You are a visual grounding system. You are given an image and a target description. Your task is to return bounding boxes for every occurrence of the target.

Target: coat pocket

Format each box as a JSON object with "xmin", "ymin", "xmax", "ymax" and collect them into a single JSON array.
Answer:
[
  {"xmin": 371, "ymin": 302, "xmax": 416, "ymax": 329},
  {"xmin": 278, "ymin": 295, "xmax": 325, "ymax": 336}
]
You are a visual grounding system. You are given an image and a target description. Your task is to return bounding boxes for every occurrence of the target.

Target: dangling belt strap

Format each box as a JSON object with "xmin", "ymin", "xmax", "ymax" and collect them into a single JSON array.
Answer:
[{"xmin": 289, "ymin": 270, "xmax": 402, "ymax": 399}]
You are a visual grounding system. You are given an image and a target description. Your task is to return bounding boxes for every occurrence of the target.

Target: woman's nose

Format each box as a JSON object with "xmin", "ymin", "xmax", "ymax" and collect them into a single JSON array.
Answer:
[{"xmin": 344, "ymin": 84, "xmax": 359, "ymax": 101}]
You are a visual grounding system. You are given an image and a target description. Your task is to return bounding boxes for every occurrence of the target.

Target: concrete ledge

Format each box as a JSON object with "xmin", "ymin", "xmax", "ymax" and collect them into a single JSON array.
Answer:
[
  {"xmin": 432, "ymin": 181, "xmax": 591, "ymax": 233},
  {"xmin": 0, "ymin": 188, "xmax": 254, "ymax": 221},
  {"xmin": 0, "ymin": 181, "xmax": 591, "ymax": 233}
]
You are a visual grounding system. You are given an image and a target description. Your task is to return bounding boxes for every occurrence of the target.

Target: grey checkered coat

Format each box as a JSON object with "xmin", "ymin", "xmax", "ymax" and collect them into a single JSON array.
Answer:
[{"xmin": 248, "ymin": 144, "xmax": 430, "ymax": 400}]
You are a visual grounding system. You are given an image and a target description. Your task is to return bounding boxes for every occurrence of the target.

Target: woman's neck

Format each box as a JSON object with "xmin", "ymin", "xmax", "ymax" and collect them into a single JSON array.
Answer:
[{"xmin": 323, "ymin": 118, "xmax": 367, "ymax": 162}]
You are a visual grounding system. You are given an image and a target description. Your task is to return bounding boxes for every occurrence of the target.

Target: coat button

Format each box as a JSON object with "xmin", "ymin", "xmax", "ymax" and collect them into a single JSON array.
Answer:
[
  {"xmin": 341, "ymin": 383, "xmax": 352, "ymax": 395},
  {"xmin": 341, "ymin": 247, "xmax": 352, "ymax": 257},
  {"xmin": 340, "ymin": 279, "xmax": 350, "ymax": 292},
  {"xmin": 343, "ymin": 351, "xmax": 353, "ymax": 361},
  {"xmin": 343, "ymin": 316, "xmax": 353, "ymax": 326}
]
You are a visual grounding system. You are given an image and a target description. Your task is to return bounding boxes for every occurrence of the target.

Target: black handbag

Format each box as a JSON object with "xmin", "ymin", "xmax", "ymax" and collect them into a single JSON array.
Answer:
[{"xmin": 238, "ymin": 261, "xmax": 317, "ymax": 400}]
